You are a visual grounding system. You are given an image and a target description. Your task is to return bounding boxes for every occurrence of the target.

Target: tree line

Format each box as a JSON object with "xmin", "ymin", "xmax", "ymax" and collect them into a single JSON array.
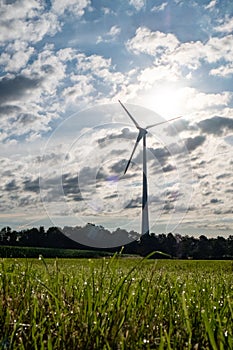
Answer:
[{"xmin": 0, "ymin": 224, "xmax": 233, "ymax": 259}]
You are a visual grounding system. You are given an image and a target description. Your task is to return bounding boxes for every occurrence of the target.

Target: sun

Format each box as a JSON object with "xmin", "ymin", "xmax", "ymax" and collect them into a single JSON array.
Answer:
[{"xmin": 142, "ymin": 85, "xmax": 186, "ymax": 118}]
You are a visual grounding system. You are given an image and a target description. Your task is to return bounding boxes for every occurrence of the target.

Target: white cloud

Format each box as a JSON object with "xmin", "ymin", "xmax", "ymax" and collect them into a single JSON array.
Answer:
[
  {"xmin": 51, "ymin": 0, "xmax": 91, "ymax": 16},
  {"xmin": 57, "ymin": 48, "xmax": 77, "ymax": 61},
  {"xmin": 96, "ymin": 25, "xmax": 121, "ymax": 44},
  {"xmin": 181, "ymin": 88, "xmax": 232, "ymax": 111},
  {"xmin": 129, "ymin": 0, "xmax": 145, "ymax": 11},
  {"xmin": 76, "ymin": 53, "xmax": 112, "ymax": 71},
  {"xmin": 138, "ymin": 64, "xmax": 180, "ymax": 85},
  {"xmin": 22, "ymin": 45, "xmax": 66, "ymax": 96},
  {"xmin": 61, "ymin": 53, "xmax": 125, "ymax": 106},
  {"xmin": 0, "ymin": 0, "xmax": 90, "ymax": 47},
  {"xmin": 127, "ymin": 27, "xmax": 179, "ymax": 56},
  {"xmin": 215, "ymin": 17, "xmax": 233, "ymax": 33},
  {"xmin": 151, "ymin": 2, "xmax": 168, "ymax": 12},
  {"xmin": 165, "ymin": 35, "xmax": 233, "ymax": 68},
  {"xmin": 205, "ymin": 35, "xmax": 233, "ymax": 63},
  {"xmin": 167, "ymin": 34, "xmax": 233, "ymax": 70},
  {"xmin": 127, "ymin": 27, "xmax": 233, "ymax": 74},
  {"xmin": 0, "ymin": 0, "xmax": 43, "ymax": 21},
  {"xmin": 204, "ymin": 0, "xmax": 217, "ymax": 10},
  {"xmin": 0, "ymin": 41, "xmax": 35, "ymax": 73},
  {"xmin": 109, "ymin": 25, "xmax": 121, "ymax": 37},
  {"xmin": 102, "ymin": 7, "xmax": 112, "ymax": 15},
  {"xmin": 74, "ymin": 54, "xmax": 125, "ymax": 86},
  {"xmin": 0, "ymin": 1, "xmax": 60, "ymax": 44},
  {"xmin": 62, "ymin": 75, "xmax": 94, "ymax": 104},
  {"xmin": 210, "ymin": 63, "xmax": 233, "ymax": 77},
  {"xmin": 167, "ymin": 40, "xmax": 205, "ymax": 70}
]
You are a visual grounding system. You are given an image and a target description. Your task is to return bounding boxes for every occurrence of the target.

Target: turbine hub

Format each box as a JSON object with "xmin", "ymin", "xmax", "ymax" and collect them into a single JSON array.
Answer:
[{"xmin": 136, "ymin": 128, "xmax": 147, "ymax": 142}]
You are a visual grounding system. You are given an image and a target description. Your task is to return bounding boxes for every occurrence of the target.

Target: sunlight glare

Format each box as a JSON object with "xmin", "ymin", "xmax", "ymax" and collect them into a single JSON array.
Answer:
[{"xmin": 143, "ymin": 86, "xmax": 185, "ymax": 118}]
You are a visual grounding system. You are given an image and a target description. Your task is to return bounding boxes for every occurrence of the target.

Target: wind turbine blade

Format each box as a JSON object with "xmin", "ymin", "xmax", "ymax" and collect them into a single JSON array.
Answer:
[
  {"xmin": 124, "ymin": 137, "xmax": 140, "ymax": 175},
  {"xmin": 146, "ymin": 116, "xmax": 182, "ymax": 129},
  {"xmin": 118, "ymin": 100, "xmax": 140, "ymax": 129}
]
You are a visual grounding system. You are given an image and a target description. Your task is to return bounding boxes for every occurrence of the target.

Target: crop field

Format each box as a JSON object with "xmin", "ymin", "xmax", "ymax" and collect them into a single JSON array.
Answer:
[{"xmin": 0, "ymin": 256, "xmax": 233, "ymax": 349}]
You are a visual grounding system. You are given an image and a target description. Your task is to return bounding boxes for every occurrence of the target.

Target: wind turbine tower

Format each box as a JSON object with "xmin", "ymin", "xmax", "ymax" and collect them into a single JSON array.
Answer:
[{"xmin": 119, "ymin": 100, "xmax": 181, "ymax": 237}]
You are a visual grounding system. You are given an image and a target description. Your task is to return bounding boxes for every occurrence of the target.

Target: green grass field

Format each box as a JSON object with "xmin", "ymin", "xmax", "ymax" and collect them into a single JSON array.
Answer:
[{"xmin": 0, "ymin": 256, "xmax": 232, "ymax": 349}]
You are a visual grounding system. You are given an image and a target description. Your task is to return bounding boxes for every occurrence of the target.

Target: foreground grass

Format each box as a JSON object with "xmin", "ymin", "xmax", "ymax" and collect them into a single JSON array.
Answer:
[{"xmin": 0, "ymin": 257, "xmax": 232, "ymax": 349}]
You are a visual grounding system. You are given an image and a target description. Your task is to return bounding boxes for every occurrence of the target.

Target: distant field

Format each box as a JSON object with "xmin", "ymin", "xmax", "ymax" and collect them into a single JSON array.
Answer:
[
  {"xmin": 0, "ymin": 257, "xmax": 232, "ymax": 349},
  {"xmin": 0, "ymin": 245, "xmax": 115, "ymax": 259}
]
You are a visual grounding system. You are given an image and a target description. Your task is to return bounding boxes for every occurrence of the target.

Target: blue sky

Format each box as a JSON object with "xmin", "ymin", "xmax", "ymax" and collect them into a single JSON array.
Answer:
[{"xmin": 0, "ymin": 0, "xmax": 233, "ymax": 241}]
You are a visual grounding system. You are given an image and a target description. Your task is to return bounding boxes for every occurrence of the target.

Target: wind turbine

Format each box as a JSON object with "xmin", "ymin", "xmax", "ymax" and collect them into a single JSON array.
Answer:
[{"xmin": 119, "ymin": 100, "xmax": 181, "ymax": 237}]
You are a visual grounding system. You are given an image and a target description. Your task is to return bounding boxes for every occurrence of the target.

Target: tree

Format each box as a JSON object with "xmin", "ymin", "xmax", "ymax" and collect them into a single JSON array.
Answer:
[
  {"xmin": 194, "ymin": 235, "xmax": 212, "ymax": 259},
  {"xmin": 227, "ymin": 236, "xmax": 233, "ymax": 257},
  {"xmin": 165, "ymin": 233, "xmax": 177, "ymax": 257},
  {"xmin": 0, "ymin": 227, "xmax": 12, "ymax": 244},
  {"xmin": 211, "ymin": 236, "xmax": 227, "ymax": 259}
]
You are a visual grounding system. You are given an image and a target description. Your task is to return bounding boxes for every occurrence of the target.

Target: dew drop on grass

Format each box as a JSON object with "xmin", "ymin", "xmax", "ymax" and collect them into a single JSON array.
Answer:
[{"xmin": 143, "ymin": 339, "xmax": 149, "ymax": 344}]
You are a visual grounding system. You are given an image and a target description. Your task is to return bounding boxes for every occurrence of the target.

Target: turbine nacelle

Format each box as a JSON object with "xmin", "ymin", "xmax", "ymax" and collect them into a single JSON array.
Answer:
[{"xmin": 119, "ymin": 100, "xmax": 181, "ymax": 175}]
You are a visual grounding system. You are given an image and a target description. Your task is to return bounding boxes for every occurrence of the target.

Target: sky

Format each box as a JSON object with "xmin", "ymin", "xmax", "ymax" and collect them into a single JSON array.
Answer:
[{"xmin": 0, "ymin": 0, "xmax": 233, "ymax": 242}]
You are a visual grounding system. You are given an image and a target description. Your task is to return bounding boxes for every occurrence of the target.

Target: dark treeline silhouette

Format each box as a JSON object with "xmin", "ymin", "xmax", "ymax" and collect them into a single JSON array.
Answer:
[{"xmin": 1, "ymin": 224, "xmax": 233, "ymax": 259}]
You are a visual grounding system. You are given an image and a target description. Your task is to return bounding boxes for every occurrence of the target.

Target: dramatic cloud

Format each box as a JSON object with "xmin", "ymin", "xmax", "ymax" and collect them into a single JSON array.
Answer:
[
  {"xmin": 97, "ymin": 128, "xmax": 137, "ymax": 147},
  {"xmin": 165, "ymin": 119, "xmax": 192, "ymax": 136},
  {"xmin": 0, "ymin": 75, "xmax": 41, "ymax": 104},
  {"xmin": 110, "ymin": 160, "xmax": 128, "ymax": 174},
  {"xmin": 23, "ymin": 177, "xmax": 40, "ymax": 193},
  {"xmin": 125, "ymin": 198, "xmax": 141, "ymax": 209},
  {"xmin": 0, "ymin": 0, "xmax": 232, "ymax": 236},
  {"xmin": 147, "ymin": 146, "xmax": 170, "ymax": 166},
  {"xmin": 198, "ymin": 116, "xmax": 233, "ymax": 135},
  {"xmin": 185, "ymin": 135, "xmax": 206, "ymax": 152},
  {"xmin": 162, "ymin": 164, "xmax": 176, "ymax": 172},
  {"xmin": 4, "ymin": 179, "xmax": 19, "ymax": 192}
]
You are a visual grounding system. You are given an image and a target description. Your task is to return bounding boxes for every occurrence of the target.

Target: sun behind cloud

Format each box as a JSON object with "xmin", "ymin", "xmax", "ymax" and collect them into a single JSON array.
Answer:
[{"xmin": 140, "ymin": 85, "xmax": 185, "ymax": 118}]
